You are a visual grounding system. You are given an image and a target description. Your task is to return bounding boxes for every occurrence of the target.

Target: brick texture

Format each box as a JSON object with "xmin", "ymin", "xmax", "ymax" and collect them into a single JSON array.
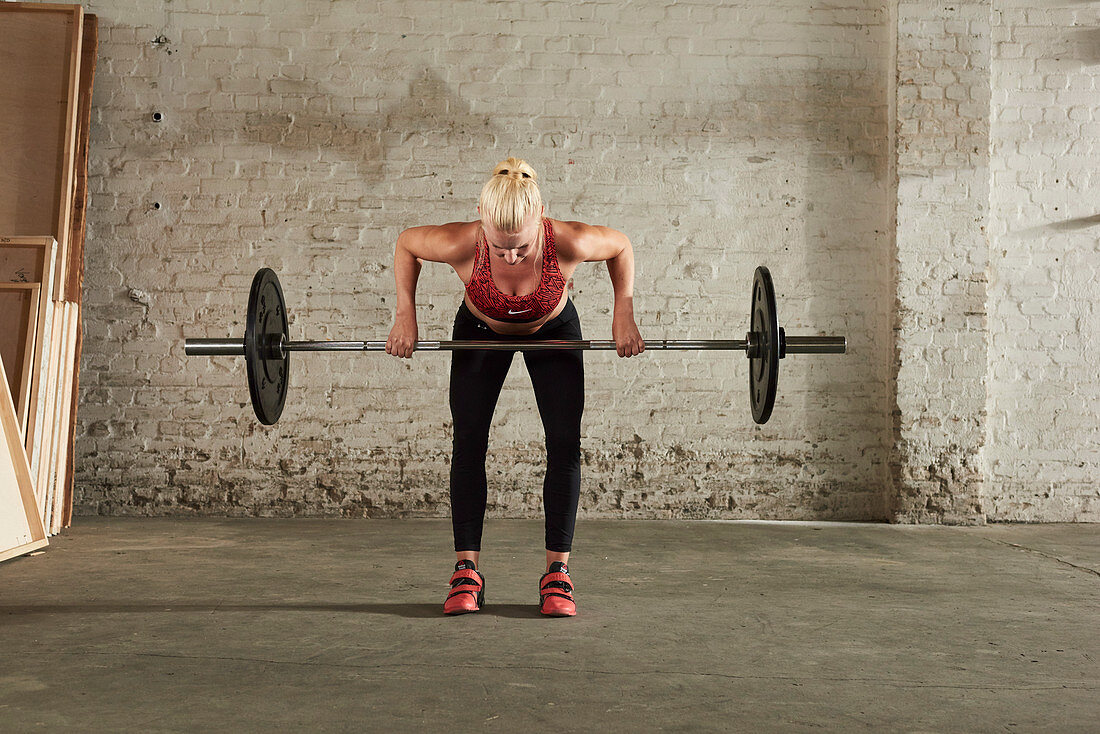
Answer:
[
  {"xmin": 52, "ymin": 0, "xmax": 1097, "ymax": 523},
  {"xmin": 67, "ymin": 0, "xmax": 892, "ymax": 520},
  {"xmin": 986, "ymin": 0, "xmax": 1100, "ymax": 521},
  {"xmin": 892, "ymin": 0, "xmax": 990, "ymax": 523}
]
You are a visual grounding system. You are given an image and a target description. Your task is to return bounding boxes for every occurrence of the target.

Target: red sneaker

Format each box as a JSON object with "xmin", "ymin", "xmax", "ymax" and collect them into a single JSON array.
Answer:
[
  {"xmin": 443, "ymin": 560, "xmax": 485, "ymax": 615},
  {"xmin": 539, "ymin": 562, "xmax": 576, "ymax": 617}
]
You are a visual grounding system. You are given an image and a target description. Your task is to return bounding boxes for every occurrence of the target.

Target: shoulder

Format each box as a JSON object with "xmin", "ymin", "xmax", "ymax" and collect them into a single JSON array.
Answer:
[
  {"xmin": 549, "ymin": 219, "xmax": 629, "ymax": 263},
  {"xmin": 399, "ymin": 221, "xmax": 479, "ymax": 264}
]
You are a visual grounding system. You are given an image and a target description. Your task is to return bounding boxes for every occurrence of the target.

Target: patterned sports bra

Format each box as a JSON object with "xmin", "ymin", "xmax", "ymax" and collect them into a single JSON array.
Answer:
[{"xmin": 464, "ymin": 218, "xmax": 566, "ymax": 323}]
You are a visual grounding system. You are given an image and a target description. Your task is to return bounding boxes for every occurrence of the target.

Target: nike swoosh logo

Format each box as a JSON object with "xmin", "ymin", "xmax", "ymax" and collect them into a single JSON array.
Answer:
[{"xmin": 508, "ymin": 309, "xmax": 531, "ymax": 315}]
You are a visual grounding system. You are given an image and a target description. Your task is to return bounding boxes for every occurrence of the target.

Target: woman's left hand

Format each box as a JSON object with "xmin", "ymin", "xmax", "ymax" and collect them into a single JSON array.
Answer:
[{"xmin": 612, "ymin": 315, "xmax": 646, "ymax": 358}]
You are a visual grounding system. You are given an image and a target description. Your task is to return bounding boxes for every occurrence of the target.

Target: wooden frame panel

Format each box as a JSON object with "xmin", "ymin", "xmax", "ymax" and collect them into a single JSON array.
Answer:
[
  {"xmin": 44, "ymin": 304, "xmax": 76, "ymax": 534},
  {"xmin": 0, "ymin": 237, "xmax": 57, "ymax": 482},
  {"xmin": 35, "ymin": 301, "xmax": 65, "ymax": 521},
  {"xmin": 0, "ymin": 3, "xmax": 84, "ymax": 300},
  {"xmin": 50, "ymin": 303, "xmax": 79, "ymax": 534},
  {"xmin": 0, "ymin": 283, "xmax": 40, "ymax": 436},
  {"xmin": 0, "ymin": 355, "xmax": 48, "ymax": 564},
  {"xmin": 61, "ymin": 303, "xmax": 81, "ymax": 528},
  {"xmin": 66, "ymin": 13, "xmax": 97, "ymax": 302},
  {"xmin": 60, "ymin": 307, "xmax": 81, "ymax": 528},
  {"xmin": 59, "ymin": 15, "xmax": 98, "ymax": 528}
]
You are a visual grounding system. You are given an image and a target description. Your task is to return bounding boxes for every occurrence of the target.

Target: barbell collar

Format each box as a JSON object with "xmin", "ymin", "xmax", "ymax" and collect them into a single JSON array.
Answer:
[
  {"xmin": 781, "ymin": 336, "xmax": 846, "ymax": 354},
  {"xmin": 185, "ymin": 339, "xmax": 245, "ymax": 356}
]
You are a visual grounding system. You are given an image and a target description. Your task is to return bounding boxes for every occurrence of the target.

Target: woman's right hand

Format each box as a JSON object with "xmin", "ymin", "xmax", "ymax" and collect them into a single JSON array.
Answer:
[{"xmin": 386, "ymin": 314, "xmax": 418, "ymax": 358}]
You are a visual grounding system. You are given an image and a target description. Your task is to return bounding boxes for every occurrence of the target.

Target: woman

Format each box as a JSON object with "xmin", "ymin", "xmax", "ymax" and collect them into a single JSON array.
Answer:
[{"xmin": 385, "ymin": 157, "xmax": 644, "ymax": 617}]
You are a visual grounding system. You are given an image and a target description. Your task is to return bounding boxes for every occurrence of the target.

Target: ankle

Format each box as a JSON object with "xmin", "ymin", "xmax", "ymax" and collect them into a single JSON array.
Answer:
[{"xmin": 545, "ymin": 553, "xmax": 570, "ymax": 572}]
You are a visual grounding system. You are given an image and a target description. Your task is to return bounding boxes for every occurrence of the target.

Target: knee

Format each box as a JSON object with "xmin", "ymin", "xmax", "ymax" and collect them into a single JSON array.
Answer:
[
  {"xmin": 452, "ymin": 431, "xmax": 489, "ymax": 463},
  {"xmin": 545, "ymin": 434, "xmax": 581, "ymax": 466}
]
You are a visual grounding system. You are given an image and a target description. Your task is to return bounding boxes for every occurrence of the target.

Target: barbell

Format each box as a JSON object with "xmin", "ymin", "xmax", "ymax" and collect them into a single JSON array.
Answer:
[{"xmin": 184, "ymin": 266, "xmax": 846, "ymax": 425}]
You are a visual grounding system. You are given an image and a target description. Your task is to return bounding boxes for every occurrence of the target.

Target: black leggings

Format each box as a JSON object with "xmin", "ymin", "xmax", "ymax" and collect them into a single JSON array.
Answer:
[{"xmin": 449, "ymin": 300, "xmax": 584, "ymax": 553}]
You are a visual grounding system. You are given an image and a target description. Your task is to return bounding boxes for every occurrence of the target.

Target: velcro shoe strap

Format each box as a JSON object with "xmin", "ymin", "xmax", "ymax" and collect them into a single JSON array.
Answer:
[
  {"xmin": 449, "ymin": 569, "xmax": 482, "ymax": 585},
  {"xmin": 448, "ymin": 587, "xmax": 480, "ymax": 599},
  {"xmin": 541, "ymin": 591, "xmax": 574, "ymax": 603},
  {"xmin": 540, "ymin": 572, "xmax": 572, "ymax": 590}
]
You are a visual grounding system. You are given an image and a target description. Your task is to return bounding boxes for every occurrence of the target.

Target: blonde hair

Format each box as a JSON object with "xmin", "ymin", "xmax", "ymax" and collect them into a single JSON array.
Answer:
[{"xmin": 478, "ymin": 157, "xmax": 542, "ymax": 232}]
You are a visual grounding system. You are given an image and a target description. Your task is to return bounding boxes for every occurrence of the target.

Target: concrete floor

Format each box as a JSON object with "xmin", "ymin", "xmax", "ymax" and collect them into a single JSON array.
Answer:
[{"xmin": 0, "ymin": 518, "xmax": 1097, "ymax": 733}]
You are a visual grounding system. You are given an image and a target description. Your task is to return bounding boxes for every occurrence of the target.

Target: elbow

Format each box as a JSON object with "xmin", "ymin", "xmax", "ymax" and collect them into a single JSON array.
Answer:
[
  {"xmin": 395, "ymin": 229, "xmax": 411, "ymax": 254},
  {"xmin": 616, "ymin": 232, "xmax": 633, "ymax": 258},
  {"xmin": 395, "ymin": 229, "xmax": 420, "ymax": 264},
  {"xmin": 614, "ymin": 235, "xmax": 633, "ymax": 262}
]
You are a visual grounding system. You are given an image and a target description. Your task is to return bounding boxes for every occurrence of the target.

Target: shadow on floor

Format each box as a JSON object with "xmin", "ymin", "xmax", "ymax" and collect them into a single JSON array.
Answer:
[{"xmin": 0, "ymin": 601, "xmax": 545, "ymax": 619}]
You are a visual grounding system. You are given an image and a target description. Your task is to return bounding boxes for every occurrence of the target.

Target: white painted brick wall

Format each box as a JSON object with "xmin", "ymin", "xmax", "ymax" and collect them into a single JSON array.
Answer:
[
  {"xmin": 986, "ymin": 0, "xmax": 1100, "ymax": 521},
  {"xmin": 892, "ymin": 0, "xmax": 990, "ymax": 523},
  {"xmin": 66, "ymin": 0, "xmax": 893, "ymax": 519},
  {"xmin": 52, "ymin": 0, "xmax": 1097, "ymax": 522}
]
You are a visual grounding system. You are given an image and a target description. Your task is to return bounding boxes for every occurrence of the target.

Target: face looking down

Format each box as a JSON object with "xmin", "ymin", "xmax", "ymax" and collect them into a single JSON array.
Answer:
[{"xmin": 482, "ymin": 214, "xmax": 542, "ymax": 266}]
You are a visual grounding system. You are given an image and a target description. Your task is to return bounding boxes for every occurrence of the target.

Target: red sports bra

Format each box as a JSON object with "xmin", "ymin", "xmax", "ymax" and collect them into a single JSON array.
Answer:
[{"xmin": 464, "ymin": 218, "xmax": 566, "ymax": 323}]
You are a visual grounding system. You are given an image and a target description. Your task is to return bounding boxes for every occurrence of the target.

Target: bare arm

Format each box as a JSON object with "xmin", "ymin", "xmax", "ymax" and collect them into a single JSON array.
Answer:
[
  {"xmin": 575, "ymin": 225, "xmax": 645, "ymax": 357},
  {"xmin": 393, "ymin": 229, "xmax": 424, "ymax": 323},
  {"xmin": 600, "ymin": 232, "xmax": 636, "ymax": 324},
  {"xmin": 387, "ymin": 224, "xmax": 471, "ymax": 358}
]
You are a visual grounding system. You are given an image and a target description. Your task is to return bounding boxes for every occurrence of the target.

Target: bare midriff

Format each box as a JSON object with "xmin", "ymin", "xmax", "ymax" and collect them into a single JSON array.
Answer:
[{"xmin": 464, "ymin": 290, "xmax": 570, "ymax": 335}]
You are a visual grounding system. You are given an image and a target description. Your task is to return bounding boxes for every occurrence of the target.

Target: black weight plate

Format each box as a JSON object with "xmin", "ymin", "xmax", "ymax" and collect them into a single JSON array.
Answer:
[
  {"xmin": 749, "ymin": 266, "xmax": 779, "ymax": 424},
  {"xmin": 244, "ymin": 268, "xmax": 289, "ymax": 425}
]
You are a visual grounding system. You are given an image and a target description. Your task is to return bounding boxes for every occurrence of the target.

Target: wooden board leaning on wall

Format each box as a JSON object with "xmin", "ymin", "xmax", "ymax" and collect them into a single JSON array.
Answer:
[
  {"xmin": 0, "ymin": 3, "xmax": 84, "ymax": 301},
  {"xmin": 61, "ymin": 13, "xmax": 98, "ymax": 528},
  {"xmin": 1, "ymin": 6, "xmax": 95, "ymax": 535},
  {"xmin": 44, "ymin": 303, "xmax": 78, "ymax": 535},
  {"xmin": 0, "ymin": 355, "xmax": 49, "ymax": 564},
  {"xmin": 0, "ymin": 282, "xmax": 41, "ymax": 437},
  {"xmin": 0, "ymin": 237, "xmax": 58, "ymax": 496}
]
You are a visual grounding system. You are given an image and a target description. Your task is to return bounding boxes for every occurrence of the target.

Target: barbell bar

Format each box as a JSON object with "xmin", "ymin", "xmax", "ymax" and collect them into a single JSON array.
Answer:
[
  {"xmin": 186, "ymin": 337, "xmax": 846, "ymax": 355},
  {"xmin": 184, "ymin": 266, "xmax": 846, "ymax": 426}
]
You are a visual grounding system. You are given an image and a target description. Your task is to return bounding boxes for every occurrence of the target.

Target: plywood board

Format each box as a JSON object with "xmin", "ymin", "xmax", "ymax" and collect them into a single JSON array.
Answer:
[
  {"xmin": 52, "ymin": 303, "xmax": 78, "ymax": 533},
  {"xmin": 48, "ymin": 303, "xmax": 78, "ymax": 535},
  {"xmin": 0, "ymin": 237, "xmax": 57, "ymax": 481},
  {"xmin": 42, "ymin": 304, "xmax": 68, "ymax": 530},
  {"xmin": 58, "ymin": 16, "xmax": 97, "ymax": 529},
  {"xmin": 0, "ymin": 283, "xmax": 40, "ymax": 436},
  {"xmin": 61, "ymin": 306, "xmax": 81, "ymax": 528},
  {"xmin": 0, "ymin": 354, "xmax": 48, "ymax": 564},
  {"xmin": 34, "ymin": 298, "xmax": 64, "ymax": 520},
  {"xmin": 65, "ymin": 13, "xmax": 98, "ymax": 303},
  {"xmin": 0, "ymin": 3, "xmax": 84, "ymax": 300}
]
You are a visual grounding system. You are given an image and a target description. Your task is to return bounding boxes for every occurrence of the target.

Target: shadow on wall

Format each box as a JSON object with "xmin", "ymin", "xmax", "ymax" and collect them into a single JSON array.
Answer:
[
  {"xmin": 724, "ymin": 68, "xmax": 892, "ymax": 518},
  {"xmin": 598, "ymin": 62, "xmax": 893, "ymax": 517},
  {"xmin": 797, "ymin": 70, "xmax": 892, "ymax": 520},
  {"xmin": 239, "ymin": 68, "xmax": 497, "ymax": 182},
  {"xmin": 1070, "ymin": 28, "xmax": 1100, "ymax": 64},
  {"xmin": 231, "ymin": 67, "xmax": 499, "ymax": 311},
  {"xmin": 1017, "ymin": 26, "xmax": 1100, "ymax": 66},
  {"xmin": 1008, "ymin": 214, "xmax": 1100, "ymax": 237}
]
